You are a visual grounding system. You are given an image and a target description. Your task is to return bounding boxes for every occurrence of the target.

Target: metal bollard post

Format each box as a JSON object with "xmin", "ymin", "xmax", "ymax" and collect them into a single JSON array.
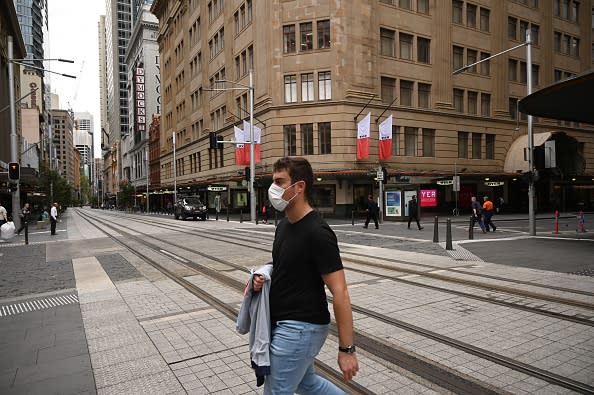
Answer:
[
  {"xmin": 469, "ymin": 216, "xmax": 474, "ymax": 240},
  {"xmin": 446, "ymin": 219, "xmax": 453, "ymax": 250},
  {"xmin": 215, "ymin": 211, "xmax": 219, "ymax": 221},
  {"xmin": 352, "ymin": 210, "xmax": 355, "ymax": 226},
  {"xmin": 226, "ymin": 207, "xmax": 229, "ymax": 222},
  {"xmin": 25, "ymin": 221, "xmax": 29, "ymax": 245},
  {"xmin": 554, "ymin": 210, "xmax": 559, "ymax": 234},
  {"xmin": 240, "ymin": 209, "xmax": 243, "ymax": 223},
  {"xmin": 433, "ymin": 216, "xmax": 439, "ymax": 243}
]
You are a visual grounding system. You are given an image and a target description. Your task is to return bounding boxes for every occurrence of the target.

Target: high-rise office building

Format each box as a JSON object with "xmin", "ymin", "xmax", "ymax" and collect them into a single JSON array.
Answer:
[{"xmin": 13, "ymin": 0, "xmax": 48, "ymax": 74}]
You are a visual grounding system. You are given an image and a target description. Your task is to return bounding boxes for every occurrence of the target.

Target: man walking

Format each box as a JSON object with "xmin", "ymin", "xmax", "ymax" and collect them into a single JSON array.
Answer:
[
  {"xmin": 363, "ymin": 194, "xmax": 379, "ymax": 229},
  {"xmin": 482, "ymin": 196, "xmax": 496, "ymax": 232},
  {"xmin": 253, "ymin": 157, "xmax": 359, "ymax": 394},
  {"xmin": 471, "ymin": 196, "xmax": 486, "ymax": 233},
  {"xmin": 50, "ymin": 202, "xmax": 58, "ymax": 235},
  {"xmin": 17, "ymin": 203, "xmax": 31, "ymax": 235},
  {"xmin": 0, "ymin": 201, "xmax": 7, "ymax": 228},
  {"xmin": 407, "ymin": 195, "xmax": 423, "ymax": 230}
]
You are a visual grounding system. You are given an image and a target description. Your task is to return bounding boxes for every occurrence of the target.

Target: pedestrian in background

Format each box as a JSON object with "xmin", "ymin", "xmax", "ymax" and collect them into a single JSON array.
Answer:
[
  {"xmin": 407, "ymin": 195, "xmax": 423, "ymax": 230},
  {"xmin": 253, "ymin": 156, "xmax": 359, "ymax": 393},
  {"xmin": 0, "ymin": 201, "xmax": 7, "ymax": 228},
  {"xmin": 17, "ymin": 203, "xmax": 31, "ymax": 235},
  {"xmin": 50, "ymin": 202, "xmax": 59, "ymax": 236},
  {"xmin": 363, "ymin": 194, "xmax": 379, "ymax": 229},
  {"xmin": 471, "ymin": 196, "xmax": 486, "ymax": 233},
  {"xmin": 482, "ymin": 196, "xmax": 496, "ymax": 232}
]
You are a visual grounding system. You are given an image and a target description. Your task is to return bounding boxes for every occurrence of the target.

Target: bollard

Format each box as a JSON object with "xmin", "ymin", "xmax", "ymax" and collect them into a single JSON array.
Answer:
[
  {"xmin": 240, "ymin": 209, "xmax": 243, "ymax": 223},
  {"xmin": 24, "ymin": 221, "xmax": 29, "ymax": 245},
  {"xmin": 216, "ymin": 211, "xmax": 219, "ymax": 221},
  {"xmin": 469, "ymin": 216, "xmax": 474, "ymax": 240},
  {"xmin": 577, "ymin": 211, "xmax": 585, "ymax": 233},
  {"xmin": 445, "ymin": 219, "xmax": 453, "ymax": 250},
  {"xmin": 351, "ymin": 210, "xmax": 355, "ymax": 226},
  {"xmin": 432, "ymin": 216, "xmax": 439, "ymax": 243},
  {"xmin": 226, "ymin": 207, "xmax": 229, "ymax": 222},
  {"xmin": 554, "ymin": 210, "xmax": 559, "ymax": 234}
]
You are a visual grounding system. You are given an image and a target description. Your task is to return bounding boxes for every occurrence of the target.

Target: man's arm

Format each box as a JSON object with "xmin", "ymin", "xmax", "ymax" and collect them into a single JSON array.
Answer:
[{"xmin": 323, "ymin": 269, "xmax": 359, "ymax": 382}]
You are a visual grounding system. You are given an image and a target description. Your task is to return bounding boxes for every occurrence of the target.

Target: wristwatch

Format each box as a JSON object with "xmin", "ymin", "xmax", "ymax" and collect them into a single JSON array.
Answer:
[{"xmin": 338, "ymin": 345, "xmax": 356, "ymax": 354}]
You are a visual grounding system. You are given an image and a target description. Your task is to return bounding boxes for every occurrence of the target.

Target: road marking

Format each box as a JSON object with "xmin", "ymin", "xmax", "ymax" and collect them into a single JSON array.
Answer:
[{"xmin": 0, "ymin": 293, "xmax": 79, "ymax": 318}]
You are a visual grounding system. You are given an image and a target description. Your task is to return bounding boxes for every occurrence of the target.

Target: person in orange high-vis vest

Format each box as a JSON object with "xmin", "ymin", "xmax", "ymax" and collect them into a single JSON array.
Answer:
[{"xmin": 482, "ymin": 196, "xmax": 496, "ymax": 232}]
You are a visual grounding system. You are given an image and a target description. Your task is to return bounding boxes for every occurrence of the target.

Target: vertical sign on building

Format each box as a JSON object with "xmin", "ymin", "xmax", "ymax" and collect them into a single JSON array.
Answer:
[{"xmin": 134, "ymin": 66, "xmax": 146, "ymax": 142}]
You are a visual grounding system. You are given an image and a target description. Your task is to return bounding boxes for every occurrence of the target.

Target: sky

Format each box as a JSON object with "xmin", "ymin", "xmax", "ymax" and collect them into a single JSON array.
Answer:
[{"xmin": 46, "ymin": 0, "xmax": 106, "ymax": 158}]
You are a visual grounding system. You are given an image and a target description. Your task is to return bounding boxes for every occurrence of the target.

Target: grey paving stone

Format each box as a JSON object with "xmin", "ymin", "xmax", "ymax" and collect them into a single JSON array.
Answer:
[
  {"xmin": 96, "ymin": 253, "xmax": 143, "ymax": 282},
  {"xmin": 97, "ymin": 369, "xmax": 184, "ymax": 395}
]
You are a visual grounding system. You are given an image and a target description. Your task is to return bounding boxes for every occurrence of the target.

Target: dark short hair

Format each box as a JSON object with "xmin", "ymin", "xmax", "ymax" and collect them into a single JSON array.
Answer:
[{"xmin": 273, "ymin": 157, "xmax": 314, "ymax": 203}]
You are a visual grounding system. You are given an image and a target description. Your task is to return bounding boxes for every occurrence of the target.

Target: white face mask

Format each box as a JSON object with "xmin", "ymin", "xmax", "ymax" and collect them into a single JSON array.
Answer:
[{"xmin": 268, "ymin": 182, "xmax": 299, "ymax": 212}]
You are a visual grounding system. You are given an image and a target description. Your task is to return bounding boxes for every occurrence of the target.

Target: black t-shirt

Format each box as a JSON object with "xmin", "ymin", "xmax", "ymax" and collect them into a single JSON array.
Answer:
[{"xmin": 270, "ymin": 211, "xmax": 343, "ymax": 324}]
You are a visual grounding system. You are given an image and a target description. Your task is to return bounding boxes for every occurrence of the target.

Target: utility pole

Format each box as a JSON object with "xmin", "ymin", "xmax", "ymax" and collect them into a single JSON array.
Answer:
[{"xmin": 8, "ymin": 36, "xmax": 21, "ymax": 228}]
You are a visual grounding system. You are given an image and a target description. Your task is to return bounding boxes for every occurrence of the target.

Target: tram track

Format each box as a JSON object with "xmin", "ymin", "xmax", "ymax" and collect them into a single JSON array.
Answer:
[
  {"xmin": 99, "ymin": 211, "xmax": 594, "ymax": 324},
  {"xmin": 76, "ymin": 209, "xmax": 594, "ymax": 394}
]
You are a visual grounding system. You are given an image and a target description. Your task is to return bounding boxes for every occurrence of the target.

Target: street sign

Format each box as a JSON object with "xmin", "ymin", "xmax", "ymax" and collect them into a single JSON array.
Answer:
[
  {"xmin": 453, "ymin": 175, "xmax": 460, "ymax": 192},
  {"xmin": 376, "ymin": 169, "xmax": 384, "ymax": 181}
]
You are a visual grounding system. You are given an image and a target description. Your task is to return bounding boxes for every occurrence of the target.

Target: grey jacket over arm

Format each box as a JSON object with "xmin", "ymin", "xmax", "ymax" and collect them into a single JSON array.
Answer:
[{"xmin": 236, "ymin": 263, "xmax": 273, "ymax": 386}]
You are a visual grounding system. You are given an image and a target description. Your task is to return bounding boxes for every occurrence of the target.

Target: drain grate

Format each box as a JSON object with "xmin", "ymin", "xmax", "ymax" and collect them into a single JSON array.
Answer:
[{"xmin": 0, "ymin": 293, "xmax": 79, "ymax": 317}]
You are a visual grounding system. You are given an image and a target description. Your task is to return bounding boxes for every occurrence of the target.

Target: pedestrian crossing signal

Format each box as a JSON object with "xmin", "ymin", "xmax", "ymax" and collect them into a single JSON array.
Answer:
[{"xmin": 8, "ymin": 162, "xmax": 19, "ymax": 181}]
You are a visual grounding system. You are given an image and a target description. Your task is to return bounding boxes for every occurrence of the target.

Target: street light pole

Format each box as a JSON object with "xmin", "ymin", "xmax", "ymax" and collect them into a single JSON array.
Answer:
[
  {"xmin": 249, "ymin": 69, "xmax": 256, "ymax": 222},
  {"xmin": 8, "ymin": 36, "xmax": 20, "ymax": 228},
  {"xmin": 453, "ymin": 31, "xmax": 535, "ymax": 235},
  {"xmin": 146, "ymin": 149, "xmax": 149, "ymax": 213},
  {"xmin": 172, "ymin": 132, "xmax": 177, "ymax": 205}
]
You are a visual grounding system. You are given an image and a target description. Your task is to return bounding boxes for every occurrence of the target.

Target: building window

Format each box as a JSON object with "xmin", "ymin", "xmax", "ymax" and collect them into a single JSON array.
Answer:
[
  {"xmin": 481, "ymin": 93, "xmax": 491, "ymax": 116},
  {"xmin": 452, "ymin": 0, "xmax": 463, "ymax": 24},
  {"xmin": 458, "ymin": 132, "xmax": 468, "ymax": 158},
  {"xmin": 300, "ymin": 22, "xmax": 313, "ymax": 51},
  {"xmin": 400, "ymin": 80, "xmax": 414, "ymax": 106},
  {"xmin": 301, "ymin": 73, "xmax": 314, "ymax": 102},
  {"xmin": 381, "ymin": 76, "xmax": 396, "ymax": 103},
  {"xmin": 530, "ymin": 24, "xmax": 539, "ymax": 45},
  {"xmin": 570, "ymin": 37, "xmax": 580, "ymax": 57},
  {"xmin": 508, "ymin": 17, "xmax": 517, "ymax": 40},
  {"xmin": 380, "ymin": 28, "xmax": 395, "ymax": 57},
  {"xmin": 508, "ymin": 59, "xmax": 517, "ymax": 81},
  {"xmin": 301, "ymin": 123, "xmax": 314, "ymax": 155},
  {"xmin": 486, "ymin": 134, "xmax": 495, "ymax": 159},
  {"xmin": 472, "ymin": 133, "xmax": 482, "ymax": 159},
  {"xmin": 399, "ymin": 33, "xmax": 413, "ymax": 60},
  {"xmin": 467, "ymin": 49, "xmax": 478, "ymax": 73},
  {"xmin": 519, "ymin": 20, "xmax": 529, "ymax": 41},
  {"xmin": 480, "ymin": 8, "xmax": 490, "ymax": 32},
  {"xmin": 468, "ymin": 91, "xmax": 478, "ymax": 114},
  {"xmin": 466, "ymin": 3, "xmax": 477, "ymax": 27},
  {"xmin": 318, "ymin": 71, "xmax": 331, "ymax": 100},
  {"xmin": 418, "ymin": 83, "xmax": 431, "ymax": 108},
  {"xmin": 417, "ymin": 0, "xmax": 429, "ymax": 14},
  {"xmin": 479, "ymin": 52, "xmax": 490, "ymax": 76},
  {"xmin": 284, "ymin": 75, "xmax": 297, "ymax": 103},
  {"xmin": 284, "ymin": 124, "xmax": 296, "ymax": 156},
  {"xmin": 417, "ymin": 37, "xmax": 430, "ymax": 63},
  {"xmin": 318, "ymin": 122, "xmax": 332, "ymax": 154},
  {"xmin": 317, "ymin": 20, "xmax": 331, "ymax": 49},
  {"xmin": 283, "ymin": 25, "xmax": 296, "ymax": 53},
  {"xmin": 453, "ymin": 45, "xmax": 464, "ymax": 70},
  {"xmin": 404, "ymin": 127, "xmax": 417, "ymax": 156},
  {"xmin": 422, "ymin": 128, "xmax": 435, "ymax": 157},
  {"xmin": 532, "ymin": 64, "xmax": 540, "ymax": 86},
  {"xmin": 454, "ymin": 88, "xmax": 464, "ymax": 112},
  {"xmin": 400, "ymin": 0, "xmax": 412, "ymax": 10},
  {"xmin": 392, "ymin": 125, "xmax": 400, "ymax": 156},
  {"xmin": 509, "ymin": 97, "xmax": 518, "ymax": 120}
]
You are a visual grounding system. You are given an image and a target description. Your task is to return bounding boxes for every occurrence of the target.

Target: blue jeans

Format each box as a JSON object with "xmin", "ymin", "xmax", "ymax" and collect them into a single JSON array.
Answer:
[{"xmin": 264, "ymin": 320, "xmax": 347, "ymax": 395}]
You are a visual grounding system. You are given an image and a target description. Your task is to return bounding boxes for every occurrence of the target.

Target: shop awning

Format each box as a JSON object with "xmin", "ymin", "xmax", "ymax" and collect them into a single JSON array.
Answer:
[
  {"xmin": 518, "ymin": 71, "xmax": 594, "ymax": 124},
  {"xmin": 503, "ymin": 132, "xmax": 553, "ymax": 173}
]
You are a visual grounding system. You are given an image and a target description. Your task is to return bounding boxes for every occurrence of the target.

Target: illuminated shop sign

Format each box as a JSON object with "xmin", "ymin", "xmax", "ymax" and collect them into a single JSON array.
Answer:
[{"xmin": 420, "ymin": 189, "xmax": 437, "ymax": 207}]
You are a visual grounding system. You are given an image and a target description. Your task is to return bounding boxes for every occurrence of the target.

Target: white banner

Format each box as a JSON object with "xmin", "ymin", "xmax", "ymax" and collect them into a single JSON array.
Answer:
[
  {"xmin": 357, "ymin": 112, "xmax": 371, "ymax": 139},
  {"xmin": 379, "ymin": 115, "xmax": 392, "ymax": 141}
]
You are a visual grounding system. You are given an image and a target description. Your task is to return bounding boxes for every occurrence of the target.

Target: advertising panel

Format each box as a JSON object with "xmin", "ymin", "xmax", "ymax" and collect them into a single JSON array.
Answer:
[
  {"xmin": 385, "ymin": 191, "xmax": 402, "ymax": 216},
  {"xmin": 420, "ymin": 189, "xmax": 437, "ymax": 207}
]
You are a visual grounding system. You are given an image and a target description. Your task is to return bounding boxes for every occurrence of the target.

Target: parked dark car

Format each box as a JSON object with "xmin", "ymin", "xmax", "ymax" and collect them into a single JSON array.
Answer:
[{"xmin": 174, "ymin": 196, "xmax": 207, "ymax": 220}]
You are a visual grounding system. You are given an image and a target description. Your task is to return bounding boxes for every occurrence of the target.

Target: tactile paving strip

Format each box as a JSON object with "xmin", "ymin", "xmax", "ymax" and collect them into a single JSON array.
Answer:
[{"xmin": 0, "ymin": 293, "xmax": 79, "ymax": 317}]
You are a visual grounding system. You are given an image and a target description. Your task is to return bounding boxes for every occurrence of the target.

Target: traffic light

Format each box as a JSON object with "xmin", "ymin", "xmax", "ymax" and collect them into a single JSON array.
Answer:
[
  {"xmin": 209, "ymin": 132, "xmax": 222, "ymax": 149},
  {"xmin": 244, "ymin": 166, "xmax": 250, "ymax": 181},
  {"xmin": 8, "ymin": 162, "xmax": 19, "ymax": 181},
  {"xmin": 381, "ymin": 167, "xmax": 388, "ymax": 184},
  {"xmin": 7, "ymin": 182, "xmax": 17, "ymax": 193}
]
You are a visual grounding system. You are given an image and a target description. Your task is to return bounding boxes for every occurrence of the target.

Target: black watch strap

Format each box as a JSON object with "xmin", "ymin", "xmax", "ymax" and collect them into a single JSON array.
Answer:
[{"xmin": 338, "ymin": 345, "xmax": 356, "ymax": 353}]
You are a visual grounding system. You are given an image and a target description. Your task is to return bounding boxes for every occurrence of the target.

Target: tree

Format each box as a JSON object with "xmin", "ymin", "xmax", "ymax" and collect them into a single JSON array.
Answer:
[
  {"xmin": 37, "ymin": 164, "xmax": 73, "ymax": 207},
  {"xmin": 118, "ymin": 179, "xmax": 135, "ymax": 209},
  {"xmin": 80, "ymin": 175, "xmax": 91, "ymax": 204}
]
